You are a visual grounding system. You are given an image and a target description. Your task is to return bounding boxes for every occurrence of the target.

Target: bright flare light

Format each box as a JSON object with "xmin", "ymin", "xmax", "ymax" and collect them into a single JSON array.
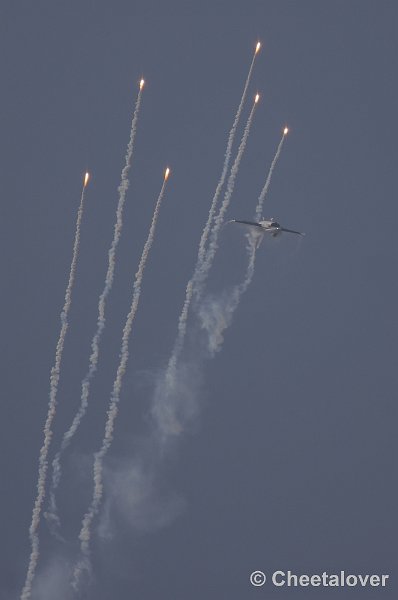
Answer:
[
  {"xmin": 283, "ymin": 127, "xmax": 289, "ymax": 135},
  {"xmin": 84, "ymin": 172, "xmax": 90, "ymax": 187},
  {"xmin": 164, "ymin": 167, "xmax": 170, "ymax": 181},
  {"xmin": 254, "ymin": 93, "xmax": 260, "ymax": 104},
  {"xmin": 140, "ymin": 79, "xmax": 145, "ymax": 90},
  {"xmin": 255, "ymin": 41, "xmax": 261, "ymax": 54}
]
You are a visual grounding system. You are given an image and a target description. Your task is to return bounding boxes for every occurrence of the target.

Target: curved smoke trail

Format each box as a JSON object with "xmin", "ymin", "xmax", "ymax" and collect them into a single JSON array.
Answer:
[
  {"xmin": 159, "ymin": 43, "xmax": 261, "ymax": 391},
  {"xmin": 45, "ymin": 82, "xmax": 145, "ymax": 535},
  {"xmin": 199, "ymin": 127, "xmax": 290, "ymax": 355},
  {"xmin": 194, "ymin": 97, "xmax": 259, "ymax": 299},
  {"xmin": 154, "ymin": 97, "xmax": 259, "ymax": 437},
  {"xmin": 72, "ymin": 170, "xmax": 170, "ymax": 591},
  {"xmin": 198, "ymin": 236, "xmax": 257, "ymax": 356},
  {"xmin": 20, "ymin": 174, "xmax": 89, "ymax": 600}
]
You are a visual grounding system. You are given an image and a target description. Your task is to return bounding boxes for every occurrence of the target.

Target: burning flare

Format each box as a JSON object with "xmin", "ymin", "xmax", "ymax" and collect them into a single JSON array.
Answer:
[
  {"xmin": 254, "ymin": 93, "xmax": 260, "ymax": 104},
  {"xmin": 283, "ymin": 127, "xmax": 289, "ymax": 135},
  {"xmin": 140, "ymin": 79, "xmax": 145, "ymax": 90},
  {"xmin": 84, "ymin": 172, "xmax": 90, "ymax": 188},
  {"xmin": 255, "ymin": 41, "xmax": 261, "ymax": 54},
  {"xmin": 164, "ymin": 167, "xmax": 170, "ymax": 181}
]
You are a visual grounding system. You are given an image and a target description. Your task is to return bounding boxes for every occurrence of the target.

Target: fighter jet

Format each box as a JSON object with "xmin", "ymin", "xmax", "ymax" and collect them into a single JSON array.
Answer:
[{"xmin": 228, "ymin": 218, "xmax": 305, "ymax": 238}]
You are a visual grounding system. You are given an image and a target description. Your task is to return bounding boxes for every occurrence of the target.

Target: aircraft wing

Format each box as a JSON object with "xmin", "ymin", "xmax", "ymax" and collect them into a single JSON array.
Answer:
[
  {"xmin": 279, "ymin": 227, "xmax": 305, "ymax": 236},
  {"xmin": 229, "ymin": 219, "xmax": 263, "ymax": 229}
]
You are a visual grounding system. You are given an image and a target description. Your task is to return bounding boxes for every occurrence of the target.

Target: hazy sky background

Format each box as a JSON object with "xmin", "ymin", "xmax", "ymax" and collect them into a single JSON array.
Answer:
[{"xmin": 1, "ymin": 1, "xmax": 397, "ymax": 598}]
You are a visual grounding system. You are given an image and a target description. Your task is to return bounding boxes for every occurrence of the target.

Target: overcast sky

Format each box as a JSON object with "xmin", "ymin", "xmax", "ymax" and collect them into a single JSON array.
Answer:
[{"xmin": 1, "ymin": 1, "xmax": 397, "ymax": 598}]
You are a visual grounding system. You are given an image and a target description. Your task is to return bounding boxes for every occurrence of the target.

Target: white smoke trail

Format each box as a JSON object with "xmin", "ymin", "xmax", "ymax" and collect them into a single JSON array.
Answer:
[
  {"xmin": 152, "ymin": 43, "xmax": 262, "ymax": 424},
  {"xmin": 46, "ymin": 82, "xmax": 145, "ymax": 535},
  {"xmin": 199, "ymin": 236, "xmax": 257, "ymax": 355},
  {"xmin": 153, "ymin": 97, "xmax": 259, "ymax": 438},
  {"xmin": 72, "ymin": 170, "xmax": 170, "ymax": 591},
  {"xmin": 255, "ymin": 127, "xmax": 288, "ymax": 222},
  {"xmin": 197, "ymin": 41, "xmax": 261, "ymax": 266},
  {"xmin": 199, "ymin": 127, "xmax": 290, "ymax": 355},
  {"xmin": 20, "ymin": 174, "xmax": 89, "ymax": 600},
  {"xmin": 194, "ymin": 97, "xmax": 259, "ymax": 300}
]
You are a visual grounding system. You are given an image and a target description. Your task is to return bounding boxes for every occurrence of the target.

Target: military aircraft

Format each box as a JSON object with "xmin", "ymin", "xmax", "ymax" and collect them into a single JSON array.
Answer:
[{"xmin": 228, "ymin": 218, "xmax": 305, "ymax": 238}]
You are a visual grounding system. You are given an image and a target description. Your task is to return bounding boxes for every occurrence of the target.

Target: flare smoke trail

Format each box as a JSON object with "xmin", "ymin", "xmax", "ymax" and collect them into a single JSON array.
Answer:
[
  {"xmin": 194, "ymin": 95, "xmax": 259, "ymax": 300},
  {"xmin": 155, "ymin": 42, "xmax": 262, "ymax": 399},
  {"xmin": 157, "ymin": 95, "xmax": 259, "ymax": 435},
  {"xmin": 20, "ymin": 173, "xmax": 90, "ymax": 600},
  {"xmin": 200, "ymin": 126, "xmax": 290, "ymax": 355},
  {"xmin": 197, "ymin": 41, "xmax": 261, "ymax": 266},
  {"xmin": 255, "ymin": 126, "xmax": 288, "ymax": 222},
  {"xmin": 46, "ymin": 81, "xmax": 145, "ymax": 535},
  {"xmin": 199, "ymin": 236, "xmax": 257, "ymax": 356},
  {"xmin": 72, "ymin": 169, "xmax": 170, "ymax": 591}
]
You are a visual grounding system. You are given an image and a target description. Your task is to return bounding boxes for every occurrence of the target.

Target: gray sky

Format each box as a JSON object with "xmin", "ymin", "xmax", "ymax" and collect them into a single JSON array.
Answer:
[{"xmin": 1, "ymin": 1, "xmax": 397, "ymax": 598}]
